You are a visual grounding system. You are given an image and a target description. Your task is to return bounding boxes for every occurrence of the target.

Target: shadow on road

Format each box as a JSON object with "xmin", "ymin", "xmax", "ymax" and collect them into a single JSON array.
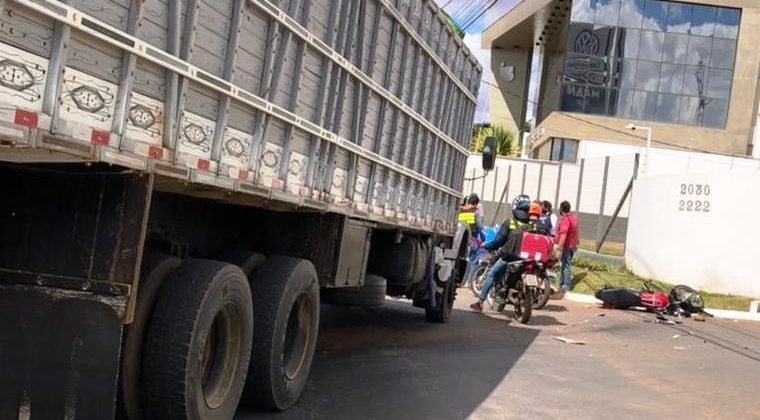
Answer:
[
  {"xmin": 540, "ymin": 304, "xmax": 569, "ymax": 313},
  {"xmin": 526, "ymin": 314, "xmax": 567, "ymax": 326},
  {"xmin": 237, "ymin": 300, "xmax": 540, "ymax": 420}
]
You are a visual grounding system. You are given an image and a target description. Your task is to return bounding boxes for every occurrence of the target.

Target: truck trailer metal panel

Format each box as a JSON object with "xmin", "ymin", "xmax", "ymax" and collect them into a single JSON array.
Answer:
[{"xmin": 0, "ymin": 0, "xmax": 480, "ymax": 233}]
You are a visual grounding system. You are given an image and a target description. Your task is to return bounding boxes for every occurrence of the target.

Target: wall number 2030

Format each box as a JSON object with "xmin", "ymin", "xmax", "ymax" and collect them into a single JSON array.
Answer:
[
  {"xmin": 679, "ymin": 200, "xmax": 710, "ymax": 212},
  {"xmin": 680, "ymin": 183, "xmax": 710, "ymax": 195}
]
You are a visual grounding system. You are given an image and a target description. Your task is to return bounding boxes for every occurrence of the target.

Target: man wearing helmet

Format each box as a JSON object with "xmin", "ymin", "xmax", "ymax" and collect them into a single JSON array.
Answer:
[{"xmin": 470, "ymin": 194, "xmax": 533, "ymax": 312}]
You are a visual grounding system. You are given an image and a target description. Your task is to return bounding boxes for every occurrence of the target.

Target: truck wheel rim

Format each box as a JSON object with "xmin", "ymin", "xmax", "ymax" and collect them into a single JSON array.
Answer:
[
  {"xmin": 283, "ymin": 293, "xmax": 312, "ymax": 380},
  {"xmin": 201, "ymin": 303, "xmax": 241, "ymax": 409}
]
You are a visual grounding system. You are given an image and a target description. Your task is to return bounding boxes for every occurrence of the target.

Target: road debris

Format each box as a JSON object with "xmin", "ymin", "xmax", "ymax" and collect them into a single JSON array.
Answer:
[
  {"xmin": 672, "ymin": 334, "xmax": 681, "ymax": 339},
  {"xmin": 674, "ymin": 346, "xmax": 686, "ymax": 350},
  {"xmin": 692, "ymin": 314, "xmax": 706, "ymax": 322},
  {"xmin": 554, "ymin": 336, "xmax": 586, "ymax": 345},
  {"xmin": 644, "ymin": 319, "xmax": 682, "ymax": 325}
]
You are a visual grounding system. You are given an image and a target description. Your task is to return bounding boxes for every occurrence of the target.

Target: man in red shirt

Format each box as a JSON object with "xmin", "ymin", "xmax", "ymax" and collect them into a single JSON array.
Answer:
[{"xmin": 554, "ymin": 201, "xmax": 579, "ymax": 292}]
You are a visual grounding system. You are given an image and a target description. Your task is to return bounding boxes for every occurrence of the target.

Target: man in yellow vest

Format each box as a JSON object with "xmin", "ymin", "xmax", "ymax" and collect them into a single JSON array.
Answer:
[
  {"xmin": 458, "ymin": 193, "xmax": 484, "ymax": 240},
  {"xmin": 459, "ymin": 193, "xmax": 486, "ymax": 287}
]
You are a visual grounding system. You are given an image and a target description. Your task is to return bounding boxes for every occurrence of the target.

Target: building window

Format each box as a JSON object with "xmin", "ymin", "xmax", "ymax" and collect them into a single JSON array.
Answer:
[
  {"xmin": 550, "ymin": 138, "xmax": 579, "ymax": 162},
  {"xmin": 561, "ymin": 0, "xmax": 740, "ymax": 129}
]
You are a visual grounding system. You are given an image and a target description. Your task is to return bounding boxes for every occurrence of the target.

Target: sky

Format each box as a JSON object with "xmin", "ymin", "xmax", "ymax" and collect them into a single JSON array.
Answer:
[{"xmin": 445, "ymin": 0, "xmax": 522, "ymax": 123}]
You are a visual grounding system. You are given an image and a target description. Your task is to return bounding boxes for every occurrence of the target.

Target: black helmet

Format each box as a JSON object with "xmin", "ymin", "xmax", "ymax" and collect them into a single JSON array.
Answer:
[
  {"xmin": 467, "ymin": 193, "xmax": 480, "ymax": 205},
  {"xmin": 512, "ymin": 194, "xmax": 531, "ymax": 211},
  {"xmin": 669, "ymin": 285, "xmax": 705, "ymax": 315}
]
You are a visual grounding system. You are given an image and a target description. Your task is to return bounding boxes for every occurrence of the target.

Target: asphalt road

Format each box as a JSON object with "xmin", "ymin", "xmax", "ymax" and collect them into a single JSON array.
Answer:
[{"xmin": 237, "ymin": 290, "xmax": 760, "ymax": 420}]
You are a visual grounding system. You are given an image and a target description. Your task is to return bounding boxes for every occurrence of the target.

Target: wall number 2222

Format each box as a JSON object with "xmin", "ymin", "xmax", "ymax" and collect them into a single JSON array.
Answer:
[{"xmin": 678, "ymin": 200, "xmax": 710, "ymax": 212}]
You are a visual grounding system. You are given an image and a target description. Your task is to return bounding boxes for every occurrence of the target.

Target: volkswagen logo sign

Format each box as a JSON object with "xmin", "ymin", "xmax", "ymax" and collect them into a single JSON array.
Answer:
[{"xmin": 574, "ymin": 29, "xmax": 599, "ymax": 55}]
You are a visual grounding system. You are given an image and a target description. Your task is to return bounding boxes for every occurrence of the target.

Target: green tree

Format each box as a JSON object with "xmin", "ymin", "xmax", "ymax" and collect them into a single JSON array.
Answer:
[{"xmin": 468, "ymin": 124, "xmax": 518, "ymax": 157}]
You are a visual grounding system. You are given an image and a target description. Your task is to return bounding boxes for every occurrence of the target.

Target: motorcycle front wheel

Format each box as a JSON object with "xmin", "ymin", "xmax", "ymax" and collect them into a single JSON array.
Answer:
[
  {"xmin": 470, "ymin": 263, "xmax": 489, "ymax": 297},
  {"xmin": 512, "ymin": 282, "xmax": 533, "ymax": 324}
]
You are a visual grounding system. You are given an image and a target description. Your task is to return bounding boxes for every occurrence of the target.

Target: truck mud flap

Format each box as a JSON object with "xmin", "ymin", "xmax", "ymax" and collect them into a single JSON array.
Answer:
[{"xmin": 0, "ymin": 284, "xmax": 123, "ymax": 420}]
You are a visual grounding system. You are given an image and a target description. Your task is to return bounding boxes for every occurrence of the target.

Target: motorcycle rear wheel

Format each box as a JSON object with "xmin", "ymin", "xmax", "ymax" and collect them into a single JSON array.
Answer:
[
  {"xmin": 532, "ymin": 275, "xmax": 552, "ymax": 310},
  {"xmin": 512, "ymin": 282, "xmax": 533, "ymax": 324}
]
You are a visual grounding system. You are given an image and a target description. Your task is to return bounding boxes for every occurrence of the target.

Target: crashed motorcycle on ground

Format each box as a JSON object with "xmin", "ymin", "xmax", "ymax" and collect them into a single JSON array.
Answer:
[{"xmin": 595, "ymin": 281, "xmax": 713, "ymax": 319}]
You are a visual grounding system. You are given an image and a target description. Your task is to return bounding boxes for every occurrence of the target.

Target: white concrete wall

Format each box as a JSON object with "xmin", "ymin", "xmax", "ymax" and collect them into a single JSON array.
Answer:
[
  {"xmin": 578, "ymin": 140, "xmax": 760, "ymax": 177},
  {"xmin": 626, "ymin": 171, "xmax": 760, "ymax": 298},
  {"xmin": 754, "ymin": 105, "xmax": 760, "ymax": 159},
  {"xmin": 466, "ymin": 142, "xmax": 760, "ymax": 219},
  {"xmin": 465, "ymin": 153, "xmax": 637, "ymax": 217}
]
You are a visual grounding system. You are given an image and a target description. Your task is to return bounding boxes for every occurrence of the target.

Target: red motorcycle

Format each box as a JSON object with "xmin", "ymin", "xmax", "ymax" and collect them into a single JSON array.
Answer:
[
  {"xmin": 473, "ymin": 256, "xmax": 558, "ymax": 324},
  {"xmin": 521, "ymin": 257, "xmax": 559, "ymax": 310}
]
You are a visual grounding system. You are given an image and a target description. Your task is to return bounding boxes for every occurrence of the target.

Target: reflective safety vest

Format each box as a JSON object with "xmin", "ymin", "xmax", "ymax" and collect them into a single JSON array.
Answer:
[
  {"xmin": 508, "ymin": 218, "xmax": 533, "ymax": 232},
  {"xmin": 458, "ymin": 204, "xmax": 477, "ymax": 225},
  {"xmin": 503, "ymin": 218, "xmax": 536, "ymax": 258}
]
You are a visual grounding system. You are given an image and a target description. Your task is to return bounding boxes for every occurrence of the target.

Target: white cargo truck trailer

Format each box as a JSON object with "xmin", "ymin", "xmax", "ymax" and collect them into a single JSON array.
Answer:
[{"xmin": 0, "ymin": 0, "xmax": 483, "ymax": 418}]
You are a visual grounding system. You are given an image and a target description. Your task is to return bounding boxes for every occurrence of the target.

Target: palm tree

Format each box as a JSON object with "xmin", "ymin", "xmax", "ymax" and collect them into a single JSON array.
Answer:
[
  {"xmin": 468, "ymin": 124, "xmax": 518, "ymax": 157},
  {"xmin": 491, "ymin": 125, "xmax": 518, "ymax": 156}
]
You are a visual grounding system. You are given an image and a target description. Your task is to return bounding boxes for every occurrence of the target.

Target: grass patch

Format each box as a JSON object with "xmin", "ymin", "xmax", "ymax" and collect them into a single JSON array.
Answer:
[
  {"xmin": 699, "ymin": 292, "xmax": 754, "ymax": 313},
  {"xmin": 573, "ymin": 257, "xmax": 615, "ymax": 272},
  {"xmin": 568, "ymin": 260, "xmax": 754, "ymax": 312},
  {"xmin": 577, "ymin": 239, "xmax": 625, "ymax": 257}
]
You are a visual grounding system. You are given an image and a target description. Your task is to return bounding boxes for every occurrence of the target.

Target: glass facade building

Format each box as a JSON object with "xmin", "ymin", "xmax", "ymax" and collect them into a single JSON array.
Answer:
[{"xmin": 561, "ymin": 0, "xmax": 741, "ymax": 128}]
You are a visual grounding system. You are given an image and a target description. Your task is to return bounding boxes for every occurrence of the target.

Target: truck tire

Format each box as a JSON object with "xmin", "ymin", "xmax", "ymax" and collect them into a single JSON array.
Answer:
[
  {"xmin": 119, "ymin": 253, "xmax": 181, "ymax": 420},
  {"xmin": 242, "ymin": 256, "xmax": 320, "ymax": 410},
  {"xmin": 218, "ymin": 249, "xmax": 266, "ymax": 278},
  {"xmin": 425, "ymin": 278, "xmax": 455, "ymax": 323},
  {"xmin": 141, "ymin": 260, "xmax": 253, "ymax": 420},
  {"xmin": 321, "ymin": 274, "xmax": 387, "ymax": 306}
]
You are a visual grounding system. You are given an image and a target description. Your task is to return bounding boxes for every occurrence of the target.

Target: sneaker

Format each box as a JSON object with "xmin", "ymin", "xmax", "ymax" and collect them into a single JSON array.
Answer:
[{"xmin": 470, "ymin": 301, "xmax": 483, "ymax": 312}]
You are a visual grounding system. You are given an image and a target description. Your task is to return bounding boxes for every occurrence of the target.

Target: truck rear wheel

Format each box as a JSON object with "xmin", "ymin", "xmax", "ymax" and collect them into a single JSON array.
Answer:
[
  {"xmin": 120, "ymin": 253, "xmax": 181, "ymax": 420},
  {"xmin": 242, "ymin": 256, "xmax": 320, "ymax": 410},
  {"xmin": 141, "ymin": 260, "xmax": 253, "ymax": 420}
]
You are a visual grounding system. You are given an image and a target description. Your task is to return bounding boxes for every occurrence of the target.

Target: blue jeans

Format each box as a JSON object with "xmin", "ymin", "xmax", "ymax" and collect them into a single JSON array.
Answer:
[
  {"xmin": 479, "ymin": 258, "xmax": 508, "ymax": 301},
  {"xmin": 560, "ymin": 248, "xmax": 575, "ymax": 291},
  {"xmin": 462, "ymin": 242, "xmax": 480, "ymax": 284}
]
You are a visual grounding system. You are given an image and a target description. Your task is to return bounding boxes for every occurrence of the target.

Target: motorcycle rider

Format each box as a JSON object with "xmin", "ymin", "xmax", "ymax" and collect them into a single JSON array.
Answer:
[{"xmin": 470, "ymin": 194, "xmax": 532, "ymax": 313}]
